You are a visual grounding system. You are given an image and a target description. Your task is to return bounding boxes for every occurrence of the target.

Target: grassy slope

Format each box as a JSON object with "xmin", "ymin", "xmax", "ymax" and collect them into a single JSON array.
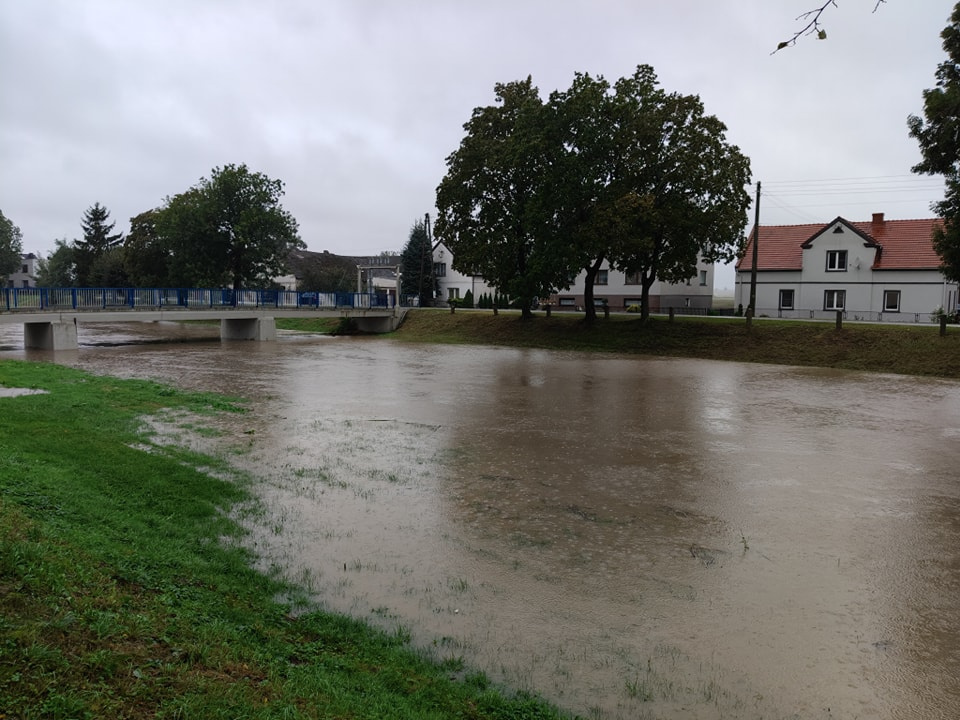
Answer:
[
  {"xmin": 391, "ymin": 309, "xmax": 960, "ymax": 378},
  {"xmin": 0, "ymin": 360, "xmax": 565, "ymax": 720}
]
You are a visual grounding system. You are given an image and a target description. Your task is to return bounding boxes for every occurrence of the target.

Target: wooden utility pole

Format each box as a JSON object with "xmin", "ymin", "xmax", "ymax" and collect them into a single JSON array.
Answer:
[{"xmin": 747, "ymin": 181, "xmax": 760, "ymax": 326}]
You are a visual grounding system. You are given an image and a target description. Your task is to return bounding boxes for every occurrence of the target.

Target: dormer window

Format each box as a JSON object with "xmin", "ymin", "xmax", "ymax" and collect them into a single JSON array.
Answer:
[{"xmin": 826, "ymin": 250, "xmax": 847, "ymax": 272}]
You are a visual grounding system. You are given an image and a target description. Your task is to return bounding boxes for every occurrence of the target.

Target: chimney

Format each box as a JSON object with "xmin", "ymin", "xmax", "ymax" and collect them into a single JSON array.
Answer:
[{"xmin": 872, "ymin": 212, "xmax": 885, "ymax": 226}]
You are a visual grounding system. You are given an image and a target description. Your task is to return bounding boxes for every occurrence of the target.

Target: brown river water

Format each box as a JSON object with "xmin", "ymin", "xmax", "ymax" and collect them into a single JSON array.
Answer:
[{"xmin": 3, "ymin": 321, "xmax": 959, "ymax": 719}]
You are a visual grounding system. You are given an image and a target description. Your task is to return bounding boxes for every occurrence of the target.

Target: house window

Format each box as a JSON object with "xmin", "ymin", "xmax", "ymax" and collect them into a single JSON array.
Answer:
[
  {"xmin": 447, "ymin": 287, "xmax": 459, "ymax": 300},
  {"xmin": 596, "ymin": 269, "xmax": 608, "ymax": 285},
  {"xmin": 883, "ymin": 290, "xmax": 901, "ymax": 312},
  {"xmin": 559, "ymin": 297, "xmax": 576, "ymax": 307},
  {"xmin": 699, "ymin": 270, "xmax": 708, "ymax": 286},
  {"xmin": 779, "ymin": 289, "xmax": 795, "ymax": 310},
  {"xmin": 593, "ymin": 297, "xmax": 607, "ymax": 306},
  {"xmin": 21, "ymin": 264, "xmax": 28, "ymax": 273},
  {"xmin": 434, "ymin": 262, "xmax": 446, "ymax": 277},
  {"xmin": 624, "ymin": 271, "xmax": 641, "ymax": 285},
  {"xmin": 826, "ymin": 250, "xmax": 847, "ymax": 272},
  {"xmin": 824, "ymin": 289, "xmax": 845, "ymax": 311}
]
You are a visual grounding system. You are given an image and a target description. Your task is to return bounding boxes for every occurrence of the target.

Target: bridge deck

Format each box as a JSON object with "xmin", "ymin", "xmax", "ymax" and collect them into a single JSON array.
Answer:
[{"xmin": 1, "ymin": 286, "xmax": 406, "ymax": 349}]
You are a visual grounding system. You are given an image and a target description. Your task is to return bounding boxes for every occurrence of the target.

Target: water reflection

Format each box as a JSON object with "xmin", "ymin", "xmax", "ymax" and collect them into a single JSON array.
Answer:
[{"xmin": 3, "ymin": 322, "xmax": 959, "ymax": 719}]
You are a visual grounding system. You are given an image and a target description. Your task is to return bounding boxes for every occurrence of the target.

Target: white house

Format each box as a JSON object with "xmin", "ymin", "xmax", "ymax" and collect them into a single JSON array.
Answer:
[
  {"xmin": 548, "ymin": 258, "xmax": 715, "ymax": 312},
  {"xmin": 735, "ymin": 213, "xmax": 958, "ymax": 322},
  {"xmin": 432, "ymin": 241, "xmax": 715, "ymax": 311},
  {"xmin": 432, "ymin": 241, "xmax": 496, "ymax": 304},
  {"xmin": 6, "ymin": 253, "xmax": 38, "ymax": 288}
]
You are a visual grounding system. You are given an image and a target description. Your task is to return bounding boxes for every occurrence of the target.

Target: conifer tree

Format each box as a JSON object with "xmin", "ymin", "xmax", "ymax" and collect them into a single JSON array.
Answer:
[
  {"xmin": 909, "ymin": 2, "xmax": 960, "ymax": 284},
  {"xmin": 75, "ymin": 202, "xmax": 122, "ymax": 285}
]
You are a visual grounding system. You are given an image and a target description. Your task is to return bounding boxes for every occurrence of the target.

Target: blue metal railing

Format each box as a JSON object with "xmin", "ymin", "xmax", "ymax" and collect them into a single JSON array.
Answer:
[{"xmin": 1, "ymin": 287, "xmax": 395, "ymax": 312}]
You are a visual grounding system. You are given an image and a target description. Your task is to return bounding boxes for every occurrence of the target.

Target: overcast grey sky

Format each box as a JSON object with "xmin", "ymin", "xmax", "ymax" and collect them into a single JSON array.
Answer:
[{"xmin": 0, "ymin": 0, "xmax": 953, "ymax": 290}]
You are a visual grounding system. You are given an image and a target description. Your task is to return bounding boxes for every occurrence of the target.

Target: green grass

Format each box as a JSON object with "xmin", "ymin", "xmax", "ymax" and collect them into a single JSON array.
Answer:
[
  {"xmin": 391, "ymin": 308, "xmax": 960, "ymax": 378},
  {"xmin": 0, "ymin": 360, "xmax": 567, "ymax": 720},
  {"xmin": 275, "ymin": 317, "xmax": 343, "ymax": 334}
]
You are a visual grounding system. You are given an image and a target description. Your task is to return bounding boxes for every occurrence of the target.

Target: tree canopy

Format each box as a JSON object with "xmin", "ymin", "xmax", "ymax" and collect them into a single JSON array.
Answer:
[
  {"xmin": 36, "ymin": 239, "xmax": 76, "ymax": 287},
  {"xmin": 909, "ymin": 2, "xmax": 960, "ymax": 284},
  {"xmin": 435, "ymin": 66, "xmax": 751, "ymax": 321},
  {"xmin": 436, "ymin": 77, "xmax": 568, "ymax": 319},
  {"xmin": 74, "ymin": 202, "xmax": 123, "ymax": 286},
  {"xmin": 295, "ymin": 251, "xmax": 356, "ymax": 294},
  {"xmin": 400, "ymin": 215, "xmax": 436, "ymax": 306},
  {"xmin": 0, "ymin": 209, "xmax": 24, "ymax": 279},
  {"xmin": 156, "ymin": 164, "xmax": 303, "ymax": 289}
]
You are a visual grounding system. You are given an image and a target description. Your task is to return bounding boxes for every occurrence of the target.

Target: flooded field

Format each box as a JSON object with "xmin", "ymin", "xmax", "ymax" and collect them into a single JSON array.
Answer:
[{"xmin": 3, "ymin": 321, "xmax": 959, "ymax": 719}]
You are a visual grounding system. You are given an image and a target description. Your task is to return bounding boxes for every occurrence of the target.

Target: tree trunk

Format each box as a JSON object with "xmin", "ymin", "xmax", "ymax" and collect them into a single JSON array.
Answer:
[
  {"xmin": 640, "ymin": 271, "xmax": 656, "ymax": 322},
  {"xmin": 582, "ymin": 256, "xmax": 604, "ymax": 323}
]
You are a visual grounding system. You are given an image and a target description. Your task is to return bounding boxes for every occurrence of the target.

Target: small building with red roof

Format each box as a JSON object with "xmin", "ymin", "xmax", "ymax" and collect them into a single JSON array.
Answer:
[{"xmin": 735, "ymin": 213, "xmax": 958, "ymax": 321}]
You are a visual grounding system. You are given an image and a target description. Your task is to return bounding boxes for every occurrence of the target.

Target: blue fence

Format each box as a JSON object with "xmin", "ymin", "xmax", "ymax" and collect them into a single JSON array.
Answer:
[{"xmin": 0, "ymin": 287, "xmax": 395, "ymax": 312}]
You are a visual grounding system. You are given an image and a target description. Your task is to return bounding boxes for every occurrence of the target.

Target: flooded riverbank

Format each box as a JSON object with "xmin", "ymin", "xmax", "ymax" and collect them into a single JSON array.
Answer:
[{"xmin": 4, "ymin": 322, "xmax": 959, "ymax": 719}]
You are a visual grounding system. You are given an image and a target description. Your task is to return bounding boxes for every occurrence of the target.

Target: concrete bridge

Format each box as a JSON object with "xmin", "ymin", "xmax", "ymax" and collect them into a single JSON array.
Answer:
[{"xmin": 0, "ymin": 287, "xmax": 406, "ymax": 350}]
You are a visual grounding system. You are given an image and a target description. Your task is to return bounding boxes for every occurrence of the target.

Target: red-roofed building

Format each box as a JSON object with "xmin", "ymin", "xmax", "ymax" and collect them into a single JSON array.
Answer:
[{"xmin": 735, "ymin": 214, "xmax": 958, "ymax": 321}]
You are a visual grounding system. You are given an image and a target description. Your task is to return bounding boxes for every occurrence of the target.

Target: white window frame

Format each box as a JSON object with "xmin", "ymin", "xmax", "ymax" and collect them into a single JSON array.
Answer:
[
  {"xmin": 826, "ymin": 250, "xmax": 847, "ymax": 272},
  {"xmin": 699, "ymin": 270, "xmax": 708, "ymax": 286},
  {"xmin": 596, "ymin": 269, "xmax": 609, "ymax": 285},
  {"xmin": 824, "ymin": 289, "xmax": 845, "ymax": 311}
]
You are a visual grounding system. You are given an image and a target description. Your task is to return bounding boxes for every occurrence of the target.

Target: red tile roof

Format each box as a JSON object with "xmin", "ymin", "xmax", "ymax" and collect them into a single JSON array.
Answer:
[{"xmin": 737, "ymin": 216, "xmax": 942, "ymax": 272}]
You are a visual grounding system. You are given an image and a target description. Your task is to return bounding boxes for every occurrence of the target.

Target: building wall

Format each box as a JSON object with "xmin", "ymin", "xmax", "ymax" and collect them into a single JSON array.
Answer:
[
  {"xmin": 6, "ymin": 253, "xmax": 38, "ymax": 288},
  {"xmin": 735, "ymin": 269, "xmax": 957, "ymax": 321},
  {"xmin": 551, "ymin": 259, "xmax": 714, "ymax": 311},
  {"xmin": 432, "ymin": 243, "xmax": 495, "ymax": 304},
  {"xmin": 432, "ymin": 244, "xmax": 716, "ymax": 311}
]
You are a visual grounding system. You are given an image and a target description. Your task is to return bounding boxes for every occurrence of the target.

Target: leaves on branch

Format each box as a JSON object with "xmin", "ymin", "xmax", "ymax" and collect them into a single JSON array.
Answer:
[{"xmin": 773, "ymin": 0, "xmax": 885, "ymax": 54}]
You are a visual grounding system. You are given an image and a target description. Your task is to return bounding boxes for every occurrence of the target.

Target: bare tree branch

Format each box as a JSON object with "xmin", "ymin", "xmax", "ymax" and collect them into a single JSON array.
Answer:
[{"xmin": 773, "ymin": 0, "xmax": 886, "ymax": 54}]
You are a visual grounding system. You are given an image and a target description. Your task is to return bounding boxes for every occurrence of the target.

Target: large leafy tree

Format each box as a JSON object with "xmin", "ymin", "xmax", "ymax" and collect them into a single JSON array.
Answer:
[
  {"xmin": 400, "ymin": 215, "xmax": 436, "ymax": 306},
  {"xmin": 157, "ymin": 164, "xmax": 303, "ymax": 289},
  {"xmin": 123, "ymin": 209, "xmax": 171, "ymax": 287},
  {"xmin": 296, "ymin": 251, "xmax": 356, "ymax": 293},
  {"xmin": 437, "ymin": 68, "xmax": 750, "ymax": 322},
  {"xmin": 436, "ymin": 78, "xmax": 568, "ymax": 319},
  {"xmin": 909, "ymin": 2, "xmax": 960, "ymax": 284},
  {"xmin": 75, "ymin": 202, "xmax": 123, "ymax": 286},
  {"xmin": 606, "ymin": 73, "xmax": 752, "ymax": 321},
  {"xmin": 0, "ymin": 208, "xmax": 24, "ymax": 279},
  {"xmin": 36, "ymin": 239, "xmax": 76, "ymax": 286}
]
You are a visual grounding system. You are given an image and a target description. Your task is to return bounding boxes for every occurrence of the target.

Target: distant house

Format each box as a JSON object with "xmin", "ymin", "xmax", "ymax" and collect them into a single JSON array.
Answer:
[
  {"xmin": 547, "ymin": 258, "xmax": 715, "ymax": 312},
  {"xmin": 6, "ymin": 253, "xmax": 38, "ymax": 288},
  {"xmin": 432, "ymin": 241, "xmax": 496, "ymax": 304},
  {"xmin": 432, "ymin": 242, "xmax": 716, "ymax": 311},
  {"xmin": 735, "ymin": 213, "xmax": 958, "ymax": 321}
]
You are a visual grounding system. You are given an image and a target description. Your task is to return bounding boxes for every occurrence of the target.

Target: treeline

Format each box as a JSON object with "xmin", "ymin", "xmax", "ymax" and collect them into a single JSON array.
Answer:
[{"xmin": 35, "ymin": 164, "xmax": 303, "ymax": 291}]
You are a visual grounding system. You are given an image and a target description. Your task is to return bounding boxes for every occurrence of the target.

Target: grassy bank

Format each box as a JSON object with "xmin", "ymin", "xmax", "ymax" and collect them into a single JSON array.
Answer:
[
  {"xmin": 0, "ymin": 360, "xmax": 565, "ymax": 720},
  {"xmin": 391, "ymin": 309, "xmax": 960, "ymax": 378}
]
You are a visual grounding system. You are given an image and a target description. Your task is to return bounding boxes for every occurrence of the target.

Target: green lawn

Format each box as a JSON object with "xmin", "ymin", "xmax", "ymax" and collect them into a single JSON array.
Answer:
[
  {"xmin": 391, "ymin": 308, "xmax": 960, "ymax": 378},
  {"xmin": 0, "ymin": 359, "xmax": 567, "ymax": 720}
]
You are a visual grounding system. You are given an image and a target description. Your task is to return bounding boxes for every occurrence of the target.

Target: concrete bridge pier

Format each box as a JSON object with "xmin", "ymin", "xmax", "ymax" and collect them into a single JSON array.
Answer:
[
  {"xmin": 220, "ymin": 317, "xmax": 277, "ymax": 342},
  {"xmin": 24, "ymin": 321, "xmax": 78, "ymax": 351},
  {"xmin": 352, "ymin": 310, "xmax": 407, "ymax": 333}
]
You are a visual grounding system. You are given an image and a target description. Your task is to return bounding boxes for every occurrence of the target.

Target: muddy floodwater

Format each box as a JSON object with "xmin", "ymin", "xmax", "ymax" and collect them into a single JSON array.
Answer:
[{"xmin": 3, "ymin": 321, "xmax": 960, "ymax": 719}]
